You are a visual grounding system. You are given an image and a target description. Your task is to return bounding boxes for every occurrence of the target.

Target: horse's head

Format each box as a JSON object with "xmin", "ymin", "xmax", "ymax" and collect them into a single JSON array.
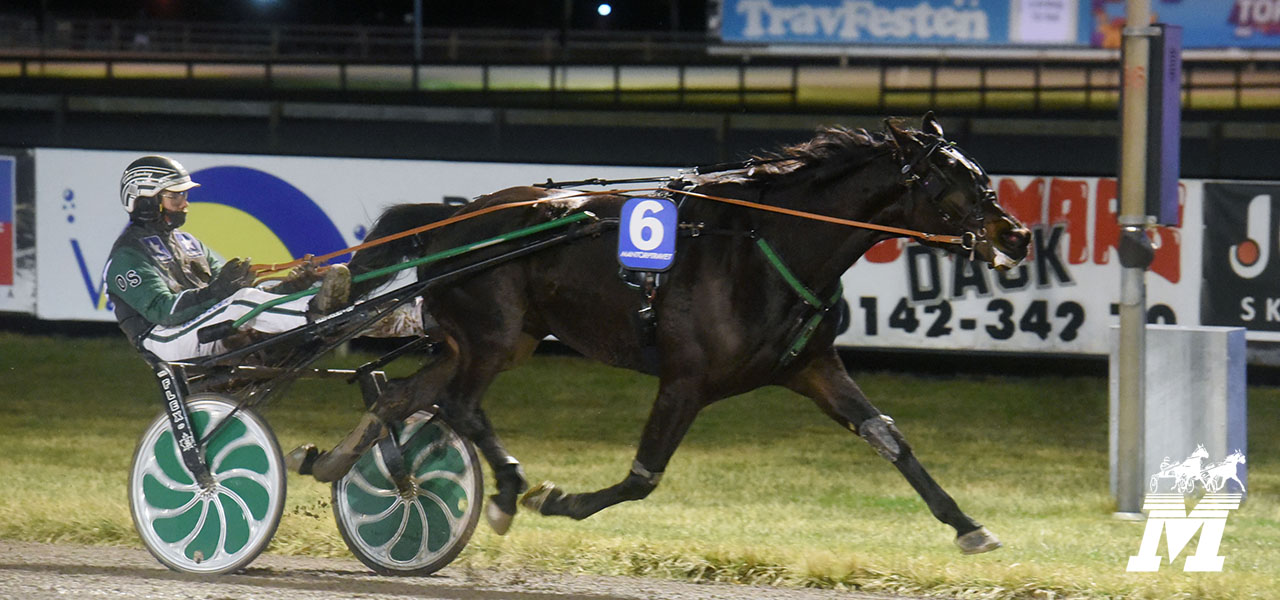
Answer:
[
  {"xmin": 886, "ymin": 113, "xmax": 1030, "ymax": 271},
  {"xmin": 1191, "ymin": 444, "xmax": 1209, "ymax": 459}
]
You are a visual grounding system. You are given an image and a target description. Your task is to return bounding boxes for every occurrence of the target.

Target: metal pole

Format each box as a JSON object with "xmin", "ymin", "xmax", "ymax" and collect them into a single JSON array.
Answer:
[{"xmin": 1116, "ymin": 0, "xmax": 1151, "ymax": 516}]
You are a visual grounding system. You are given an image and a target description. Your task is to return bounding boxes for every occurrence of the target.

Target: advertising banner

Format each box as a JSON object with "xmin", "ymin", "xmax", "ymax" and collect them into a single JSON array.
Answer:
[
  {"xmin": 1201, "ymin": 183, "xmax": 1280, "ymax": 341},
  {"xmin": 1, "ymin": 156, "xmax": 13, "ymax": 287},
  {"xmin": 834, "ymin": 176, "xmax": 1200, "ymax": 354},
  {"xmin": 718, "ymin": 0, "xmax": 1085, "ymax": 46},
  {"xmin": 32, "ymin": 149, "xmax": 667, "ymax": 323},
  {"xmin": 1090, "ymin": 0, "xmax": 1280, "ymax": 49},
  {"xmin": 0, "ymin": 152, "xmax": 36, "ymax": 315},
  {"xmin": 717, "ymin": 0, "xmax": 1280, "ymax": 49}
]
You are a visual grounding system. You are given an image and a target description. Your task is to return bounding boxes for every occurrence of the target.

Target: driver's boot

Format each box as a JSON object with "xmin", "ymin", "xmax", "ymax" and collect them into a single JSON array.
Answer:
[{"xmin": 307, "ymin": 264, "xmax": 351, "ymax": 319}]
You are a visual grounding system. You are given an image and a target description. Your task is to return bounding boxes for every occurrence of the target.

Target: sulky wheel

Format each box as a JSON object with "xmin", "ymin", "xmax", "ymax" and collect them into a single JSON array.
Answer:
[
  {"xmin": 332, "ymin": 416, "xmax": 483, "ymax": 576},
  {"xmin": 128, "ymin": 393, "xmax": 286, "ymax": 575}
]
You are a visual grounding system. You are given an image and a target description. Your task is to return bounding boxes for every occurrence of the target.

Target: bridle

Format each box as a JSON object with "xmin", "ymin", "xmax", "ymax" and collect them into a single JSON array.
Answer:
[{"xmin": 899, "ymin": 136, "xmax": 996, "ymax": 256}]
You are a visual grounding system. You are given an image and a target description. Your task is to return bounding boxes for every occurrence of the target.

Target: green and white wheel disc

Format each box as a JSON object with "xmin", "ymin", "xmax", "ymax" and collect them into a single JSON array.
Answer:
[
  {"xmin": 129, "ymin": 394, "xmax": 285, "ymax": 575},
  {"xmin": 333, "ymin": 417, "xmax": 482, "ymax": 575}
]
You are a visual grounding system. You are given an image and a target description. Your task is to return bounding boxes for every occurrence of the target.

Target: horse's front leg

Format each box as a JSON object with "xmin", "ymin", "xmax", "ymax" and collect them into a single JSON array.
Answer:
[
  {"xmin": 521, "ymin": 378, "xmax": 703, "ymax": 520},
  {"xmin": 786, "ymin": 349, "xmax": 1001, "ymax": 554}
]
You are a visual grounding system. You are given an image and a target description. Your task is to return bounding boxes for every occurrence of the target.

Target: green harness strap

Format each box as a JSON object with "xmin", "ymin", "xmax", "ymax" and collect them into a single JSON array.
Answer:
[
  {"xmin": 755, "ymin": 238, "xmax": 844, "ymax": 367},
  {"xmin": 231, "ymin": 212, "xmax": 595, "ymax": 329},
  {"xmin": 781, "ymin": 288, "xmax": 843, "ymax": 365}
]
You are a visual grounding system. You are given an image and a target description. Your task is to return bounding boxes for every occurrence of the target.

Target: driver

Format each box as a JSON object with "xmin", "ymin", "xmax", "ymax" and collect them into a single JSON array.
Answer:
[{"xmin": 105, "ymin": 155, "xmax": 351, "ymax": 362}]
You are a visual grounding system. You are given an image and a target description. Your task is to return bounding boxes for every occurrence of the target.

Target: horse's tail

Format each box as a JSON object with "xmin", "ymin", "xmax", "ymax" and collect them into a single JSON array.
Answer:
[{"xmin": 348, "ymin": 202, "xmax": 462, "ymax": 299}]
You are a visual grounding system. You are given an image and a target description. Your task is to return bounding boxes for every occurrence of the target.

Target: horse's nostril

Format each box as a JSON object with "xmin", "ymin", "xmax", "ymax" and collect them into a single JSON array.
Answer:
[{"xmin": 1001, "ymin": 228, "xmax": 1030, "ymax": 249}]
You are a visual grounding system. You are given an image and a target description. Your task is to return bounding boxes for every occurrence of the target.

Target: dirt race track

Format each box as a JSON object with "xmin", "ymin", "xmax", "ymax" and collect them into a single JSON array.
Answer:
[{"xmin": 0, "ymin": 540, "xmax": 924, "ymax": 600}]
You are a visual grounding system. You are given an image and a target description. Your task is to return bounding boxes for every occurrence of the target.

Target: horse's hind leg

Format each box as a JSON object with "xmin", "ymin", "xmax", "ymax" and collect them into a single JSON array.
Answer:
[
  {"xmin": 293, "ymin": 336, "xmax": 463, "ymax": 482},
  {"xmin": 786, "ymin": 350, "xmax": 1000, "ymax": 555},
  {"xmin": 521, "ymin": 377, "xmax": 703, "ymax": 520},
  {"xmin": 444, "ymin": 405, "xmax": 528, "ymax": 534}
]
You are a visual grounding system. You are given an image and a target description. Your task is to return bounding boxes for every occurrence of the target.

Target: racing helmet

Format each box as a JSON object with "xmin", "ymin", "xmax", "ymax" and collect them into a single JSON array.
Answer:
[{"xmin": 119, "ymin": 155, "xmax": 200, "ymax": 222}]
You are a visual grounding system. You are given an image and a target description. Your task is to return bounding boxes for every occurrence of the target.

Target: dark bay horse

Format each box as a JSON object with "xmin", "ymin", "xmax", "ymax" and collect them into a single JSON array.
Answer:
[{"xmin": 299, "ymin": 114, "xmax": 1030, "ymax": 554}]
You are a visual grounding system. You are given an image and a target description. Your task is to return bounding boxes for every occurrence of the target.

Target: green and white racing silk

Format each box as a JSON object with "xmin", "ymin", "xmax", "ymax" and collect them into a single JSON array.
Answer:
[{"xmin": 105, "ymin": 222, "xmax": 226, "ymax": 344}]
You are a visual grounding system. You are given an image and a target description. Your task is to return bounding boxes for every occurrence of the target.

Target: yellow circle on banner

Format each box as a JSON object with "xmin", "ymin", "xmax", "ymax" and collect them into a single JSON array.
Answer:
[{"xmin": 183, "ymin": 203, "xmax": 293, "ymax": 265}]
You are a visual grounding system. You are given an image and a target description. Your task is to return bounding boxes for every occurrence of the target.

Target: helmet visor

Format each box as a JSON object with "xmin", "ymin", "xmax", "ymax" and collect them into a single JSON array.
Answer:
[{"xmin": 161, "ymin": 178, "xmax": 200, "ymax": 193}]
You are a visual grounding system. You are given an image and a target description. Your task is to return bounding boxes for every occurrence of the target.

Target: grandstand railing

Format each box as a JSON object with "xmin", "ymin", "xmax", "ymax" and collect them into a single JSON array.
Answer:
[
  {"xmin": 2, "ymin": 17, "xmax": 1278, "ymax": 112},
  {"xmin": 0, "ymin": 17, "xmax": 712, "ymax": 63}
]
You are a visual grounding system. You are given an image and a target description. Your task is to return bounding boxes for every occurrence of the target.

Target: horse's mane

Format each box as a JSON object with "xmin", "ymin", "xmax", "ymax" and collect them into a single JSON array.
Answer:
[{"xmin": 696, "ymin": 125, "xmax": 894, "ymax": 187}]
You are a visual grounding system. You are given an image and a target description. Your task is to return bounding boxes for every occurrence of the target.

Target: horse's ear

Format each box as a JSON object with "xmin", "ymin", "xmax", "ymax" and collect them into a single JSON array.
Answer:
[
  {"xmin": 884, "ymin": 117, "xmax": 919, "ymax": 157},
  {"xmin": 922, "ymin": 111, "xmax": 944, "ymax": 138}
]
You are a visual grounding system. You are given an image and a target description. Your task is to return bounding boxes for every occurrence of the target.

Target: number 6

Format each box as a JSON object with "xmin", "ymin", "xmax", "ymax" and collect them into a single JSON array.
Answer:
[{"xmin": 629, "ymin": 200, "xmax": 665, "ymax": 251}]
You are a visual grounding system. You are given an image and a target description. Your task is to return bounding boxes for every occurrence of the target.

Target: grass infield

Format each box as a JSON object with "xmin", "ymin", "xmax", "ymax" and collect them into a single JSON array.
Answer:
[{"xmin": 0, "ymin": 331, "xmax": 1275, "ymax": 599}]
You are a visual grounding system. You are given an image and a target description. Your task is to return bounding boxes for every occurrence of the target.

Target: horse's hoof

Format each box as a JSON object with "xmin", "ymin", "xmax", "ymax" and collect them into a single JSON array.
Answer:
[
  {"xmin": 284, "ymin": 443, "xmax": 319, "ymax": 475},
  {"xmin": 485, "ymin": 498, "xmax": 515, "ymax": 535},
  {"xmin": 955, "ymin": 527, "xmax": 1002, "ymax": 554},
  {"xmin": 520, "ymin": 481, "xmax": 561, "ymax": 514}
]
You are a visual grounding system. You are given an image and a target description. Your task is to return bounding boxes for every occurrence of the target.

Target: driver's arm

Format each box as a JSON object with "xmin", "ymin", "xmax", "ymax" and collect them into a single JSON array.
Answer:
[{"xmin": 105, "ymin": 247, "xmax": 223, "ymax": 327}]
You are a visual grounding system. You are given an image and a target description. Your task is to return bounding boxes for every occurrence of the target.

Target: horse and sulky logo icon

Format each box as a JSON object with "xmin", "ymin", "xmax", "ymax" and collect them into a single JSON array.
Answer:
[{"xmin": 1127, "ymin": 444, "xmax": 1247, "ymax": 572}]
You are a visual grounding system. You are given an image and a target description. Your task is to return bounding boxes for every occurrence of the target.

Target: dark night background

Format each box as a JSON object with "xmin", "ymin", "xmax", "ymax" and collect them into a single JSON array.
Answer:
[{"xmin": 0, "ymin": 1, "xmax": 710, "ymax": 31}]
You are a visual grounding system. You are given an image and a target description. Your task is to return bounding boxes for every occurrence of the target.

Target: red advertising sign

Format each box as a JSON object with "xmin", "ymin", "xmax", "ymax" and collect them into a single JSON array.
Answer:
[{"xmin": 0, "ymin": 222, "xmax": 11, "ymax": 286}]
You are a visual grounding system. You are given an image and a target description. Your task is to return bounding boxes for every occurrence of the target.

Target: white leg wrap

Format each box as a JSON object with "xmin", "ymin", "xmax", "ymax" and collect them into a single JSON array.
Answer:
[
  {"xmin": 858, "ymin": 415, "xmax": 902, "ymax": 462},
  {"xmin": 631, "ymin": 460, "xmax": 663, "ymax": 486}
]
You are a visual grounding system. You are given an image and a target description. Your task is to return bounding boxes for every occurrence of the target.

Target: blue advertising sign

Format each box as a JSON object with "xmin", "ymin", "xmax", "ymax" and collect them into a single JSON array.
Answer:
[
  {"xmin": 719, "ymin": 0, "xmax": 1088, "ymax": 46},
  {"xmin": 617, "ymin": 197, "xmax": 677, "ymax": 272},
  {"xmin": 720, "ymin": 0, "xmax": 1280, "ymax": 49},
  {"xmin": 1091, "ymin": 0, "xmax": 1280, "ymax": 49}
]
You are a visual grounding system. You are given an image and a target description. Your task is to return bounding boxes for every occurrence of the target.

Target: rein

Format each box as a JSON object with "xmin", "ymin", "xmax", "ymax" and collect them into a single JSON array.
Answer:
[
  {"xmin": 251, "ymin": 185, "xmax": 972, "ymax": 276},
  {"xmin": 661, "ymin": 188, "xmax": 971, "ymax": 247},
  {"xmin": 252, "ymin": 196, "xmax": 563, "ymax": 275}
]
